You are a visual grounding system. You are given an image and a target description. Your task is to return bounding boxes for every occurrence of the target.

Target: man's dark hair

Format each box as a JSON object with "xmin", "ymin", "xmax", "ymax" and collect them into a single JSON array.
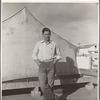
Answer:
[{"xmin": 42, "ymin": 28, "xmax": 51, "ymax": 34}]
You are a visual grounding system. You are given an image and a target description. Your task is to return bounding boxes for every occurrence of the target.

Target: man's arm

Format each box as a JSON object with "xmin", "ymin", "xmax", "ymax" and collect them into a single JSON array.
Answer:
[
  {"xmin": 32, "ymin": 42, "xmax": 40, "ymax": 66},
  {"xmin": 53, "ymin": 44, "xmax": 62, "ymax": 65}
]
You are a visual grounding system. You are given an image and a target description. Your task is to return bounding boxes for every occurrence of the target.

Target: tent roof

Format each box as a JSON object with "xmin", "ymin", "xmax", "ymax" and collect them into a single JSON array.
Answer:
[{"xmin": 3, "ymin": 7, "xmax": 77, "ymax": 47}]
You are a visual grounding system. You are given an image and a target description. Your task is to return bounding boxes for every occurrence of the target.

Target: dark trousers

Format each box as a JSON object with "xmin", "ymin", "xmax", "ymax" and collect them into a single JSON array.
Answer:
[{"xmin": 38, "ymin": 61, "xmax": 55, "ymax": 100}]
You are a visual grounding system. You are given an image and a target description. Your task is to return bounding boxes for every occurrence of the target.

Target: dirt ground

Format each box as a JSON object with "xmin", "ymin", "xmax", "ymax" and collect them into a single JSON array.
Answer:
[{"xmin": 2, "ymin": 83, "xmax": 98, "ymax": 100}]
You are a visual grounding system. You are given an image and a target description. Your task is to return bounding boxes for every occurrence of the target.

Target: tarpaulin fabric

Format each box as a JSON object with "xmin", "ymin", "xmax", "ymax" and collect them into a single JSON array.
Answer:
[{"xmin": 2, "ymin": 8, "xmax": 79, "ymax": 82}]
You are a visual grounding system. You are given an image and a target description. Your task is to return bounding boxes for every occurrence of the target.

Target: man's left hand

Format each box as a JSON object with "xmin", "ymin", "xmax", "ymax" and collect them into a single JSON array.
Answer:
[{"xmin": 50, "ymin": 59, "xmax": 59, "ymax": 67}]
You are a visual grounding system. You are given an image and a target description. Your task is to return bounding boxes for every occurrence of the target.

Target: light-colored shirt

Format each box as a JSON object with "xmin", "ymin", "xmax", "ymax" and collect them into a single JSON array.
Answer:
[{"xmin": 32, "ymin": 40, "xmax": 62, "ymax": 61}]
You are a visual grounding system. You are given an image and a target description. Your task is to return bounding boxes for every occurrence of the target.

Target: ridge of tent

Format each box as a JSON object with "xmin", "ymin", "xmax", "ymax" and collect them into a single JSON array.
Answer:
[
  {"xmin": 26, "ymin": 8, "xmax": 77, "ymax": 47},
  {"xmin": 3, "ymin": 7, "xmax": 27, "ymax": 22},
  {"xmin": 78, "ymin": 44, "xmax": 97, "ymax": 49}
]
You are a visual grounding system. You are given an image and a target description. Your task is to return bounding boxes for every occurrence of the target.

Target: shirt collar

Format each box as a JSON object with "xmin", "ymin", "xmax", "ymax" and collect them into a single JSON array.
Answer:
[{"xmin": 41, "ymin": 40, "xmax": 52, "ymax": 44}]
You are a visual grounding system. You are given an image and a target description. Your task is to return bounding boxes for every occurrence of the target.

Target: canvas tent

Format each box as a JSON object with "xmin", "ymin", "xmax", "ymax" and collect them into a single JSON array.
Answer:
[
  {"xmin": 2, "ymin": 8, "xmax": 79, "ymax": 82},
  {"xmin": 77, "ymin": 44, "xmax": 98, "ymax": 70}
]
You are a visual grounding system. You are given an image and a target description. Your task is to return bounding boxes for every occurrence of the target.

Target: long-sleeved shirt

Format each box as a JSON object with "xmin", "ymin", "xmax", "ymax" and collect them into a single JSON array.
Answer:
[{"xmin": 32, "ymin": 40, "xmax": 62, "ymax": 61}]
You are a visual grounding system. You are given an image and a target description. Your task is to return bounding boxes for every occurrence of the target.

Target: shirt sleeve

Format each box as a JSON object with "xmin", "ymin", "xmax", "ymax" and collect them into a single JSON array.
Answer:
[
  {"xmin": 32, "ymin": 42, "xmax": 39, "ymax": 60},
  {"xmin": 54, "ymin": 44, "xmax": 62, "ymax": 60}
]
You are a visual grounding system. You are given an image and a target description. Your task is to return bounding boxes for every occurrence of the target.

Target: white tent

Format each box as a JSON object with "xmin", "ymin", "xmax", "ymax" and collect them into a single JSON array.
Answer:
[
  {"xmin": 2, "ymin": 8, "xmax": 79, "ymax": 82},
  {"xmin": 77, "ymin": 44, "xmax": 98, "ymax": 70}
]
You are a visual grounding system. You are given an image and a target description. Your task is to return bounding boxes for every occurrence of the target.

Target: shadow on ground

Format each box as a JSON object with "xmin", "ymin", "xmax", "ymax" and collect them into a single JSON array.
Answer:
[
  {"xmin": 53, "ymin": 83, "xmax": 89, "ymax": 100},
  {"xmin": 55, "ymin": 56, "xmax": 80, "ymax": 84},
  {"xmin": 54, "ymin": 56, "xmax": 88, "ymax": 100}
]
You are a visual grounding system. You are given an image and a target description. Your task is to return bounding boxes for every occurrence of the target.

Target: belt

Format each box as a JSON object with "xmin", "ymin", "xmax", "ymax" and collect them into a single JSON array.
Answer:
[{"xmin": 39, "ymin": 59, "xmax": 54, "ymax": 63}]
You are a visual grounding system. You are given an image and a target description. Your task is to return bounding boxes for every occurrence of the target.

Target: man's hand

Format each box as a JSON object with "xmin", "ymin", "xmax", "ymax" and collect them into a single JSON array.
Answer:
[
  {"xmin": 50, "ymin": 61, "xmax": 55, "ymax": 67},
  {"xmin": 53, "ymin": 59, "xmax": 59, "ymax": 64},
  {"xmin": 50, "ymin": 59, "xmax": 59, "ymax": 67},
  {"xmin": 34, "ymin": 59, "xmax": 41, "ymax": 66}
]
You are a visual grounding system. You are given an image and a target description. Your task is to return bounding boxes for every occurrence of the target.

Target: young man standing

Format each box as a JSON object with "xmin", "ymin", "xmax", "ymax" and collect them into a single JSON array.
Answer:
[{"xmin": 32, "ymin": 28, "xmax": 62, "ymax": 100}]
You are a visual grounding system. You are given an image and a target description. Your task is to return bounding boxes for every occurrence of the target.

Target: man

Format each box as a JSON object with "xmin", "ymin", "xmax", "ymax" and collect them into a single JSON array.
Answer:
[{"xmin": 32, "ymin": 28, "xmax": 62, "ymax": 100}]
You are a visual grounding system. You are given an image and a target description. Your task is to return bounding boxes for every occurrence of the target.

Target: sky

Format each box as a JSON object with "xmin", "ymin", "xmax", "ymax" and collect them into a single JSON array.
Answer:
[{"xmin": 2, "ymin": 3, "xmax": 98, "ymax": 46}]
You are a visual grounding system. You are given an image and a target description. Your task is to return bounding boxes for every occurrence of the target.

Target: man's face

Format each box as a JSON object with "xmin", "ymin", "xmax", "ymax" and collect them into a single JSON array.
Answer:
[{"xmin": 43, "ymin": 31, "xmax": 51, "ymax": 41}]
